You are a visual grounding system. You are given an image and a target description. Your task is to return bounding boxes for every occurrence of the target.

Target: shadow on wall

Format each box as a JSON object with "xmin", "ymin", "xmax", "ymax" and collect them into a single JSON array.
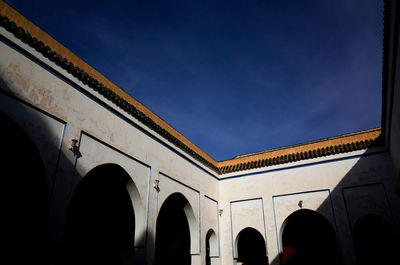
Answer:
[
  {"xmin": 353, "ymin": 214, "xmax": 399, "ymax": 265},
  {"xmin": 236, "ymin": 227, "xmax": 268, "ymax": 265},
  {"xmin": 279, "ymin": 209, "xmax": 342, "ymax": 265},
  {"xmin": 0, "ymin": 92, "xmax": 149, "ymax": 265},
  {"xmin": 265, "ymin": 146, "xmax": 400, "ymax": 265},
  {"xmin": 2, "ymin": 88, "xmax": 400, "ymax": 265},
  {"xmin": 60, "ymin": 164, "xmax": 136, "ymax": 265},
  {"xmin": 205, "ymin": 229, "xmax": 218, "ymax": 265},
  {"xmin": 154, "ymin": 193, "xmax": 192, "ymax": 265},
  {"xmin": 1, "ymin": 111, "xmax": 48, "ymax": 265}
]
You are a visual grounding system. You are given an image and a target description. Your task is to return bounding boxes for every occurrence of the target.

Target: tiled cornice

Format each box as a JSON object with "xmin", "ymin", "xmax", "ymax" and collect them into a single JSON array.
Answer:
[
  {"xmin": 0, "ymin": 1, "xmax": 219, "ymax": 173},
  {"xmin": 218, "ymin": 128, "xmax": 383, "ymax": 174}
]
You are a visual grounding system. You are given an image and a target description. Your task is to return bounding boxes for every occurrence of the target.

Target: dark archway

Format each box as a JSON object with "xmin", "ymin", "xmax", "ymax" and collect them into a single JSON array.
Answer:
[
  {"xmin": 353, "ymin": 214, "xmax": 400, "ymax": 265},
  {"xmin": 206, "ymin": 230, "xmax": 211, "ymax": 265},
  {"xmin": 63, "ymin": 164, "xmax": 135, "ymax": 265},
  {"xmin": 206, "ymin": 229, "xmax": 218, "ymax": 265},
  {"xmin": 1, "ymin": 112, "xmax": 48, "ymax": 264},
  {"xmin": 237, "ymin": 227, "xmax": 268, "ymax": 265},
  {"xmin": 154, "ymin": 193, "xmax": 192, "ymax": 265},
  {"xmin": 280, "ymin": 209, "xmax": 342, "ymax": 265}
]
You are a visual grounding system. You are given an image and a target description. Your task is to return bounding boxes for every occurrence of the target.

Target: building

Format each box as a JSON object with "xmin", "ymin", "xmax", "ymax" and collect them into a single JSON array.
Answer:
[{"xmin": 1, "ymin": 1, "xmax": 400, "ymax": 265}]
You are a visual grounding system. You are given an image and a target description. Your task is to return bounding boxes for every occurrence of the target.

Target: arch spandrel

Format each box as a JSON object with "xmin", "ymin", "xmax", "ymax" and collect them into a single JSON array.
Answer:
[
  {"xmin": 234, "ymin": 227, "xmax": 268, "ymax": 265},
  {"xmin": 273, "ymin": 190, "xmax": 337, "ymax": 248},
  {"xmin": 202, "ymin": 196, "xmax": 219, "ymax": 234},
  {"xmin": 74, "ymin": 133, "xmax": 151, "ymax": 245},
  {"xmin": 206, "ymin": 229, "xmax": 219, "ymax": 257},
  {"xmin": 154, "ymin": 192, "xmax": 198, "ymax": 265},
  {"xmin": 233, "ymin": 226, "xmax": 266, "ymax": 259},
  {"xmin": 156, "ymin": 173, "xmax": 201, "ymax": 254},
  {"xmin": 76, "ymin": 133, "xmax": 150, "ymax": 195},
  {"xmin": 156, "ymin": 190, "xmax": 200, "ymax": 254},
  {"xmin": 75, "ymin": 162, "xmax": 147, "ymax": 247},
  {"xmin": 64, "ymin": 163, "xmax": 137, "ymax": 265},
  {"xmin": 0, "ymin": 93, "xmax": 66, "ymax": 194},
  {"xmin": 230, "ymin": 198, "xmax": 267, "ymax": 258},
  {"xmin": 279, "ymin": 209, "xmax": 343, "ymax": 265}
]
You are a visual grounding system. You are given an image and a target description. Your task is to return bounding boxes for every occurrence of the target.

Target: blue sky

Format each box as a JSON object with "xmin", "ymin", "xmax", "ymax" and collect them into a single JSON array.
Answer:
[{"xmin": 7, "ymin": 0, "xmax": 383, "ymax": 161}]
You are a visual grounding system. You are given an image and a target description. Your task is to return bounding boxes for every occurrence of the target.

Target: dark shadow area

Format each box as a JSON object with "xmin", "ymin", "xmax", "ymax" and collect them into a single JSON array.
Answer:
[
  {"xmin": 205, "ymin": 229, "xmax": 218, "ymax": 265},
  {"xmin": 0, "ymin": 112, "xmax": 48, "ymax": 265},
  {"xmin": 266, "ymin": 144, "xmax": 400, "ymax": 265},
  {"xmin": 206, "ymin": 230, "xmax": 212, "ymax": 265},
  {"xmin": 237, "ymin": 227, "xmax": 268, "ymax": 265},
  {"xmin": 1, "ymin": 72, "xmax": 147, "ymax": 265},
  {"xmin": 354, "ymin": 214, "xmax": 400, "ymax": 265},
  {"xmin": 280, "ymin": 209, "xmax": 342, "ymax": 265},
  {"xmin": 61, "ymin": 164, "xmax": 135, "ymax": 265},
  {"xmin": 154, "ymin": 193, "xmax": 191, "ymax": 265}
]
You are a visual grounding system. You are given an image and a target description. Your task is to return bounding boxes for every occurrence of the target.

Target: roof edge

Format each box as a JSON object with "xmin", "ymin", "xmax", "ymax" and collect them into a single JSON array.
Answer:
[
  {"xmin": 232, "ymin": 128, "xmax": 381, "ymax": 160},
  {"xmin": 0, "ymin": 1, "xmax": 389, "ymax": 176},
  {"xmin": 218, "ymin": 128, "xmax": 383, "ymax": 174},
  {"xmin": 0, "ymin": 0, "xmax": 219, "ymax": 172}
]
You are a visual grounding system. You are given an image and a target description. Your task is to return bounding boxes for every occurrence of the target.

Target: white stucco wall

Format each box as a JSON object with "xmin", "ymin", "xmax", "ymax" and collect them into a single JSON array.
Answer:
[
  {"xmin": 218, "ymin": 151, "xmax": 400, "ymax": 265},
  {"xmin": 1, "ymin": 21, "xmax": 400, "ymax": 265},
  {"xmin": 0, "ymin": 26, "xmax": 219, "ymax": 265}
]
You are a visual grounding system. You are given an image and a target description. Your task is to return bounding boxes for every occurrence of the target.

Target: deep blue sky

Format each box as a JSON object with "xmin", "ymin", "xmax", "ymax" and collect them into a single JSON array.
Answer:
[{"xmin": 7, "ymin": 0, "xmax": 383, "ymax": 161}]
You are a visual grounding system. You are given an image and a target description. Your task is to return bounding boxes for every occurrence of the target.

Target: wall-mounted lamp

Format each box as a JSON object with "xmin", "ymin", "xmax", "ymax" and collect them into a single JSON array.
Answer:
[
  {"xmin": 219, "ymin": 209, "xmax": 223, "ymax": 216},
  {"xmin": 69, "ymin": 139, "xmax": 78, "ymax": 150},
  {"xmin": 298, "ymin": 200, "xmax": 303, "ymax": 209},
  {"xmin": 69, "ymin": 138, "xmax": 81, "ymax": 157},
  {"xmin": 153, "ymin": 179, "xmax": 160, "ymax": 192}
]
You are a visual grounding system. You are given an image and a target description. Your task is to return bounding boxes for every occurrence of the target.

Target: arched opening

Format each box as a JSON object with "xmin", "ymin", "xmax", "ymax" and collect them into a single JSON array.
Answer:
[
  {"xmin": 353, "ymin": 214, "xmax": 400, "ymax": 265},
  {"xmin": 1, "ymin": 112, "xmax": 48, "ymax": 264},
  {"xmin": 206, "ymin": 229, "xmax": 218, "ymax": 265},
  {"xmin": 63, "ymin": 164, "xmax": 135, "ymax": 265},
  {"xmin": 154, "ymin": 193, "xmax": 193, "ymax": 265},
  {"xmin": 236, "ymin": 227, "xmax": 267, "ymax": 265},
  {"xmin": 280, "ymin": 209, "xmax": 342, "ymax": 265}
]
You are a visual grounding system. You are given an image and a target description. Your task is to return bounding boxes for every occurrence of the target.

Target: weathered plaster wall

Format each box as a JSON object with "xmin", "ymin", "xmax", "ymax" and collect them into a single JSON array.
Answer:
[
  {"xmin": 2, "ymin": 17, "xmax": 400, "ymax": 265},
  {"xmin": 230, "ymin": 198, "xmax": 266, "ymax": 259},
  {"xmin": 343, "ymin": 183, "xmax": 394, "ymax": 228},
  {"xmin": 202, "ymin": 195, "xmax": 220, "ymax": 264},
  {"xmin": 218, "ymin": 151, "xmax": 400, "ymax": 265},
  {"xmin": 0, "ymin": 27, "xmax": 220, "ymax": 265},
  {"xmin": 77, "ymin": 132, "xmax": 150, "ymax": 246},
  {"xmin": 0, "ymin": 90, "xmax": 65, "ymax": 199}
]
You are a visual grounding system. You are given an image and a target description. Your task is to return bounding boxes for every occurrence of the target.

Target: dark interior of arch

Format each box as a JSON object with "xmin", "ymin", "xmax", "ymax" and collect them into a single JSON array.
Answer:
[
  {"xmin": 353, "ymin": 214, "xmax": 400, "ymax": 265},
  {"xmin": 237, "ymin": 227, "xmax": 268, "ymax": 265},
  {"xmin": 155, "ymin": 193, "xmax": 191, "ymax": 265},
  {"xmin": 1, "ymin": 112, "xmax": 48, "ymax": 264},
  {"xmin": 205, "ymin": 230, "xmax": 214, "ymax": 265},
  {"xmin": 62, "ymin": 164, "xmax": 135, "ymax": 265},
  {"xmin": 281, "ymin": 209, "xmax": 343, "ymax": 265}
]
